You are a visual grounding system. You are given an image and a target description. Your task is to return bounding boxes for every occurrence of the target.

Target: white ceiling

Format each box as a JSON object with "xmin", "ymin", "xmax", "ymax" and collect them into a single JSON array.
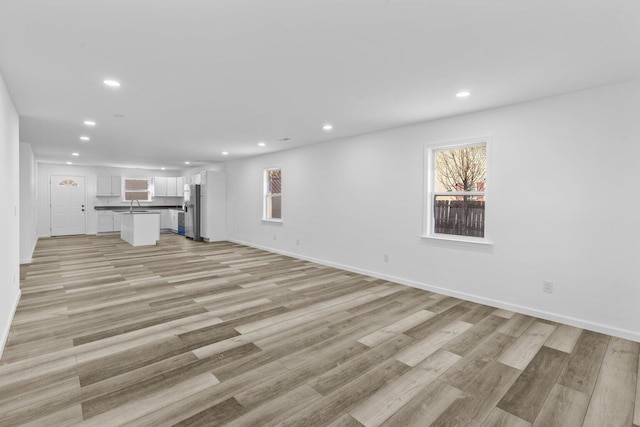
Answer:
[{"xmin": 1, "ymin": 0, "xmax": 639, "ymax": 170}]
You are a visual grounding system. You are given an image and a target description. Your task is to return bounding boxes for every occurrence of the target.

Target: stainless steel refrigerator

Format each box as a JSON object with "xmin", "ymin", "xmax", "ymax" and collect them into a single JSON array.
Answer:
[{"xmin": 183, "ymin": 183, "xmax": 202, "ymax": 241}]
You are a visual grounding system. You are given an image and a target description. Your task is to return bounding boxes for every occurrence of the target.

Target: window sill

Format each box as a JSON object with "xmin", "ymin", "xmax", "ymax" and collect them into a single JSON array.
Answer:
[
  {"xmin": 421, "ymin": 234, "xmax": 493, "ymax": 246},
  {"xmin": 261, "ymin": 218, "xmax": 283, "ymax": 223}
]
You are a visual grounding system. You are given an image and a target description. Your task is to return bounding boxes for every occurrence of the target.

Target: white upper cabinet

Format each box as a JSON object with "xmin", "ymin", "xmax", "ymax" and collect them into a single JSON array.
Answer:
[
  {"xmin": 154, "ymin": 176, "xmax": 183, "ymax": 198},
  {"xmin": 166, "ymin": 177, "xmax": 178, "ymax": 197},
  {"xmin": 177, "ymin": 177, "xmax": 185, "ymax": 197},
  {"xmin": 154, "ymin": 177, "xmax": 168, "ymax": 197},
  {"xmin": 97, "ymin": 176, "xmax": 121, "ymax": 197}
]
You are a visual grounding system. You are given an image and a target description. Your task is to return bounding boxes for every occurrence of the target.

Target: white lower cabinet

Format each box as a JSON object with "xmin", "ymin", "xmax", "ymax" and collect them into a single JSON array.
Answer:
[
  {"xmin": 149, "ymin": 210, "xmax": 172, "ymax": 230},
  {"xmin": 113, "ymin": 212, "xmax": 122, "ymax": 231},
  {"xmin": 97, "ymin": 212, "xmax": 114, "ymax": 233},
  {"xmin": 169, "ymin": 209, "xmax": 179, "ymax": 232},
  {"xmin": 97, "ymin": 211, "xmax": 123, "ymax": 233},
  {"xmin": 99, "ymin": 209, "xmax": 174, "ymax": 233}
]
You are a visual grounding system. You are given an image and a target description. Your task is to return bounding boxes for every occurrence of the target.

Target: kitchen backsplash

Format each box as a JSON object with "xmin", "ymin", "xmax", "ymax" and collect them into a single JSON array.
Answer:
[{"xmin": 92, "ymin": 196, "xmax": 182, "ymax": 207}]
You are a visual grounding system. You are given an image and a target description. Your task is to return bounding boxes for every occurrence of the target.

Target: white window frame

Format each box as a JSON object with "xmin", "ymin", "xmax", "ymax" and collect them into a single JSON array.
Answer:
[
  {"xmin": 121, "ymin": 177, "xmax": 153, "ymax": 202},
  {"xmin": 262, "ymin": 167, "xmax": 282, "ymax": 222},
  {"xmin": 423, "ymin": 137, "xmax": 492, "ymax": 245}
]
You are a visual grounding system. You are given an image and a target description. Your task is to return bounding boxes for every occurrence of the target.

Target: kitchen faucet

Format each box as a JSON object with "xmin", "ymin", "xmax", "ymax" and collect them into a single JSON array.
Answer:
[{"xmin": 129, "ymin": 199, "xmax": 141, "ymax": 213}]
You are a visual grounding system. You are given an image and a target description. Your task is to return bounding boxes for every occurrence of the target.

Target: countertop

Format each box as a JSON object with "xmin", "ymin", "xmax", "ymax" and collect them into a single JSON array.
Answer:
[
  {"xmin": 121, "ymin": 211, "xmax": 161, "ymax": 215},
  {"xmin": 95, "ymin": 205, "xmax": 184, "ymax": 211}
]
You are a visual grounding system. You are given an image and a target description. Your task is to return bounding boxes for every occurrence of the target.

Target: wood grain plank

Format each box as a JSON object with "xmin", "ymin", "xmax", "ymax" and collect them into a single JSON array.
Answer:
[
  {"xmin": 308, "ymin": 334, "xmax": 414, "ymax": 396},
  {"xmin": 379, "ymin": 380, "xmax": 465, "ymax": 427},
  {"xmin": 498, "ymin": 322, "xmax": 556, "ymax": 370},
  {"xmin": 531, "ymin": 383, "xmax": 589, "ymax": 427},
  {"xmin": 395, "ymin": 320, "xmax": 473, "ymax": 367},
  {"xmin": 440, "ymin": 332, "xmax": 515, "ymax": 390},
  {"xmin": 582, "ymin": 338, "xmax": 638, "ymax": 427},
  {"xmin": 431, "ymin": 361, "xmax": 521, "ymax": 426},
  {"xmin": 544, "ymin": 324, "xmax": 583, "ymax": 354},
  {"xmin": 443, "ymin": 314, "xmax": 507, "ymax": 357},
  {"xmin": 21, "ymin": 404, "xmax": 84, "ymax": 427},
  {"xmin": 481, "ymin": 407, "xmax": 531, "ymax": 427},
  {"xmin": 497, "ymin": 346, "xmax": 569, "ymax": 422},
  {"xmin": 357, "ymin": 309, "xmax": 434, "ymax": 347},
  {"xmin": 171, "ymin": 397, "xmax": 247, "ymax": 427},
  {"xmin": 79, "ymin": 372, "xmax": 220, "ymax": 427},
  {"xmin": 350, "ymin": 349, "xmax": 461, "ymax": 426},
  {"xmin": 327, "ymin": 414, "xmax": 365, "ymax": 427},
  {"xmin": 278, "ymin": 358, "xmax": 410, "ymax": 427},
  {"xmin": 227, "ymin": 384, "xmax": 322, "ymax": 427},
  {"xmin": 557, "ymin": 330, "xmax": 609, "ymax": 395}
]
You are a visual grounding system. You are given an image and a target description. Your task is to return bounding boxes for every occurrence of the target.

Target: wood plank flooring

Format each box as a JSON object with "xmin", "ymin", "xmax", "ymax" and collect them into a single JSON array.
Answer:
[{"xmin": 1, "ymin": 234, "xmax": 638, "ymax": 426}]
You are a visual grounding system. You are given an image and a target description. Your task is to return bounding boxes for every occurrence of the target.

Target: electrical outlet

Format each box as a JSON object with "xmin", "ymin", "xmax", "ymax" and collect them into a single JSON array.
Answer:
[
  {"xmin": 543, "ymin": 281, "xmax": 553, "ymax": 294},
  {"xmin": 384, "ymin": 254, "xmax": 389, "ymax": 263}
]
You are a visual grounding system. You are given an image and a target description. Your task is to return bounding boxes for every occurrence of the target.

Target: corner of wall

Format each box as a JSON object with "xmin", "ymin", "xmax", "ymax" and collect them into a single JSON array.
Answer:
[{"xmin": 0, "ymin": 289, "xmax": 20, "ymax": 361}]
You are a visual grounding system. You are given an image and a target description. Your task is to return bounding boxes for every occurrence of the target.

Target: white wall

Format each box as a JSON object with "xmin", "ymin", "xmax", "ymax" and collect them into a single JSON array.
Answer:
[
  {"xmin": 226, "ymin": 79, "xmax": 640, "ymax": 341},
  {"xmin": 0, "ymin": 73, "xmax": 20, "ymax": 358},
  {"xmin": 37, "ymin": 164, "xmax": 188, "ymax": 237},
  {"xmin": 19, "ymin": 143, "xmax": 38, "ymax": 263}
]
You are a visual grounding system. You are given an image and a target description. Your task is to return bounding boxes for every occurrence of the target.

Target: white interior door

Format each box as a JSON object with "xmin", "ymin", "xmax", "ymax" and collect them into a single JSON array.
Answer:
[{"xmin": 50, "ymin": 175, "xmax": 86, "ymax": 236}]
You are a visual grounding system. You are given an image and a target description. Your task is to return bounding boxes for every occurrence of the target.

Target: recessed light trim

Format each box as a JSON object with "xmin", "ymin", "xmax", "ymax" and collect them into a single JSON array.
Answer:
[
  {"xmin": 222, "ymin": 151, "xmax": 229, "ymax": 156},
  {"xmin": 258, "ymin": 142, "xmax": 266, "ymax": 147},
  {"xmin": 80, "ymin": 136, "xmax": 90, "ymax": 141},
  {"xmin": 84, "ymin": 120, "xmax": 96, "ymax": 126},
  {"xmin": 456, "ymin": 91, "xmax": 471, "ymax": 98},
  {"xmin": 103, "ymin": 79, "xmax": 121, "ymax": 87},
  {"xmin": 71, "ymin": 152, "xmax": 79, "ymax": 156},
  {"xmin": 161, "ymin": 167, "xmax": 166, "ymax": 170},
  {"xmin": 322, "ymin": 124, "xmax": 333, "ymax": 131},
  {"xmin": 66, "ymin": 161, "xmax": 72, "ymax": 165},
  {"xmin": 184, "ymin": 161, "xmax": 190, "ymax": 165}
]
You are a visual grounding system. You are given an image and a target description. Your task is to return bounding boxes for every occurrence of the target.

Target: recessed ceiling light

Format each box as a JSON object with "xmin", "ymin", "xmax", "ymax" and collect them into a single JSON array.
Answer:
[
  {"xmin": 84, "ymin": 120, "xmax": 96, "ymax": 126},
  {"xmin": 258, "ymin": 142, "xmax": 266, "ymax": 147},
  {"xmin": 161, "ymin": 167, "xmax": 166, "ymax": 170},
  {"xmin": 71, "ymin": 152, "xmax": 79, "ymax": 156},
  {"xmin": 323, "ymin": 124, "xmax": 333, "ymax": 131},
  {"xmin": 66, "ymin": 161, "xmax": 72, "ymax": 165},
  {"xmin": 456, "ymin": 91, "xmax": 471, "ymax": 98},
  {"xmin": 222, "ymin": 151, "xmax": 229, "ymax": 156},
  {"xmin": 80, "ymin": 136, "xmax": 90, "ymax": 141},
  {"xmin": 184, "ymin": 161, "xmax": 190, "ymax": 165},
  {"xmin": 103, "ymin": 79, "xmax": 121, "ymax": 87}
]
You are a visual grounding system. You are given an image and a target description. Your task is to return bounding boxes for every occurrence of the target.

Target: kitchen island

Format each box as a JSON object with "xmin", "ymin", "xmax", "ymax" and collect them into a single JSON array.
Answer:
[{"xmin": 120, "ymin": 211, "xmax": 160, "ymax": 246}]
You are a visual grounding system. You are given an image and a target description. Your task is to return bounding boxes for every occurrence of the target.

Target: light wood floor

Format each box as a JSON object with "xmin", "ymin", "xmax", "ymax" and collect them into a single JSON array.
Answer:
[{"xmin": 1, "ymin": 235, "xmax": 638, "ymax": 426}]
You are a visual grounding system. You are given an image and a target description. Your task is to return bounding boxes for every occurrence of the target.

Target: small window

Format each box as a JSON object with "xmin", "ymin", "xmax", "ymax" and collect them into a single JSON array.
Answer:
[
  {"xmin": 263, "ymin": 168, "xmax": 282, "ymax": 220},
  {"xmin": 122, "ymin": 178, "xmax": 152, "ymax": 202},
  {"xmin": 425, "ymin": 139, "xmax": 488, "ymax": 242}
]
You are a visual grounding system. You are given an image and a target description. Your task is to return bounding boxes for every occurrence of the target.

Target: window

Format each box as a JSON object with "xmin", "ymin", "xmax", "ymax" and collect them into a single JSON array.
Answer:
[
  {"xmin": 425, "ymin": 139, "xmax": 489, "ymax": 242},
  {"xmin": 122, "ymin": 178, "xmax": 152, "ymax": 202},
  {"xmin": 263, "ymin": 168, "xmax": 282, "ymax": 220}
]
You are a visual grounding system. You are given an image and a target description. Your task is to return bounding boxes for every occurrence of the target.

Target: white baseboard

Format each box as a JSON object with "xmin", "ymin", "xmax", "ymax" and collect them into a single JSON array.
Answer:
[
  {"xmin": 229, "ymin": 238, "xmax": 640, "ymax": 343},
  {"xmin": 0, "ymin": 289, "xmax": 21, "ymax": 361}
]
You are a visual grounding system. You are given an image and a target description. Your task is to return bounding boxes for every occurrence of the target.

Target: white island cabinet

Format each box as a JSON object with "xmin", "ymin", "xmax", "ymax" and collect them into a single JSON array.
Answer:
[{"xmin": 120, "ymin": 212, "xmax": 160, "ymax": 246}]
